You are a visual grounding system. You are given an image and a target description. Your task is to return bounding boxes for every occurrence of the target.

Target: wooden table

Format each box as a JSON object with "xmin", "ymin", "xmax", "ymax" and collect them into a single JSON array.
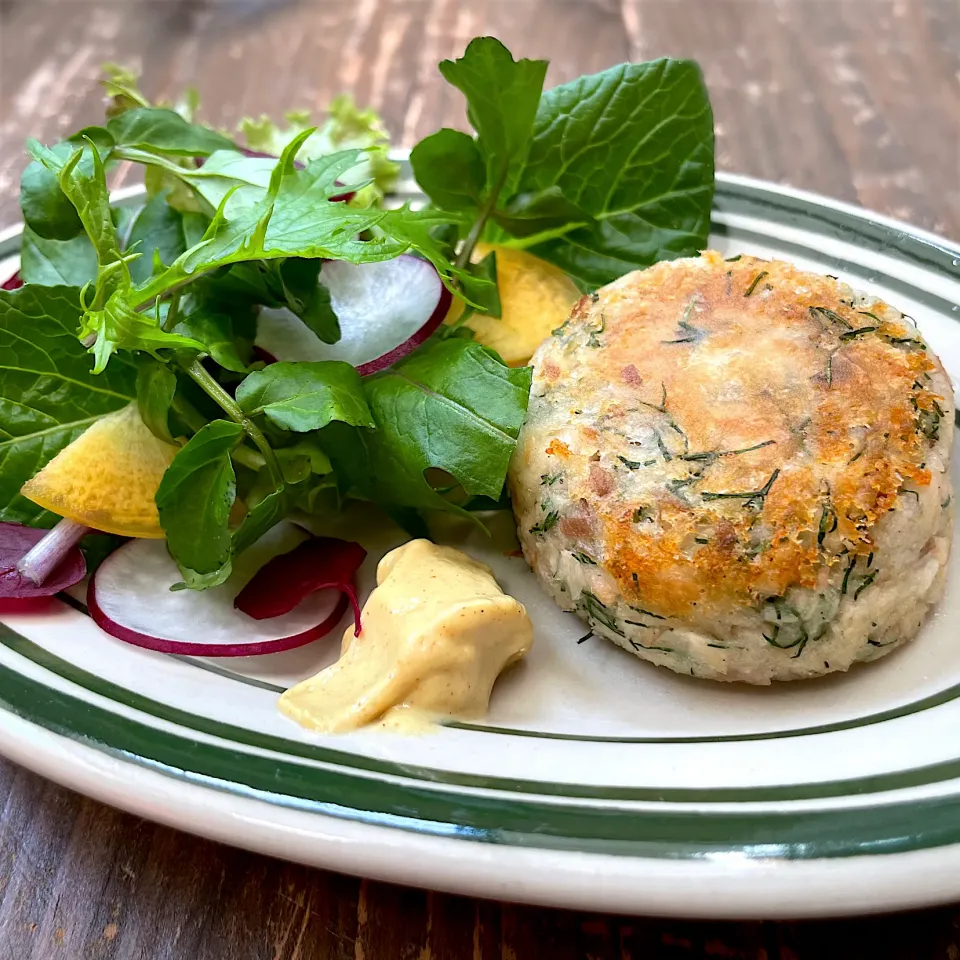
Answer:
[{"xmin": 0, "ymin": 1, "xmax": 958, "ymax": 956}]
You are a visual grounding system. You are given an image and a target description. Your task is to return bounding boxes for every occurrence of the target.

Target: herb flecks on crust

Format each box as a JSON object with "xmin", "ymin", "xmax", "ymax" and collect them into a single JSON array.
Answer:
[{"xmin": 518, "ymin": 251, "xmax": 949, "ymax": 623}]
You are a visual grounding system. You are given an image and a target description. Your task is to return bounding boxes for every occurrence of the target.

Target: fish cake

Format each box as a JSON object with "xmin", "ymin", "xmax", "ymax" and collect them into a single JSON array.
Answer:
[{"xmin": 509, "ymin": 252, "xmax": 954, "ymax": 683}]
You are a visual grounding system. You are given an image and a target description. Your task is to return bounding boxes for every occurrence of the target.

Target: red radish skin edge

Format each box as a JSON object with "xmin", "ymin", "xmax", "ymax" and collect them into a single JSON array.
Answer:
[
  {"xmin": 252, "ymin": 345, "xmax": 278, "ymax": 366},
  {"xmin": 355, "ymin": 280, "xmax": 453, "ymax": 377},
  {"xmin": 1, "ymin": 271, "xmax": 23, "ymax": 291},
  {"xmin": 88, "ymin": 578, "xmax": 351, "ymax": 657}
]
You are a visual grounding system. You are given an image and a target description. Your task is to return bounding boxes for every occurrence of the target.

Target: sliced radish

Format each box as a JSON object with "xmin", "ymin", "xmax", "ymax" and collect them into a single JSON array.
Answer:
[
  {"xmin": 235, "ymin": 536, "xmax": 366, "ymax": 634},
  {"xmin": 88, "ymin": 522, "xmax": 353, "ymax": 656},
  {"xmin": 1, "ymin": 270, "xmax": 22, "ymax": 291},
  {"xmin": 255, "ymin": 255, "xmax": 451, "ymax": 375},
  {"xmin": 0, "ymin": 521, "xmax": 86, "ymax": 599}
]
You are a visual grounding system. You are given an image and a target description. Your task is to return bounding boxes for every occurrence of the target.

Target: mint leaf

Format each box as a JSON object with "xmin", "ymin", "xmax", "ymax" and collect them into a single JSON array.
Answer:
[
  {"xmin": 155, "ymin": 419, "xmax": 242, "ymax": 587},
  {"xmin": 105, "ymin": 107, "xmax": 236, "ymax": 156},
  {"xmin": 334, "ymin": 339, "xmax": 530, "ymax": 512},
  {"xmin": 521, "ymin": 59, "xmax": 715, "ymax": 288},
  {"xmin": 236, "ymin": 361, "xmax": 373, "ymax": 433},
  {"xmin": 135, "ymin": 355, "xmax": 177, "ymax": 444},
  {"xmin": 20, "ymin": 227, "xmax": 98, "ymax": 286},
  {"xmin": 410, "ymin": 129, "xmax": 485, "ymax": 211},
  {"xmin": 439, "ymin": 38, "xmax": 546, "ymax": 185},
  {"xmin": 0, "ymin": 285, "xmax": 136, "ymax": 526}
]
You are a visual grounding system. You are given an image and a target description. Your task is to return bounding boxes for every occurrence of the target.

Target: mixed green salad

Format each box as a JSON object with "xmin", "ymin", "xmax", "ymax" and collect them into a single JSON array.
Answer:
[{"xmin": 0, "ymin": 37, "xmax": 715, "ymax": 595}]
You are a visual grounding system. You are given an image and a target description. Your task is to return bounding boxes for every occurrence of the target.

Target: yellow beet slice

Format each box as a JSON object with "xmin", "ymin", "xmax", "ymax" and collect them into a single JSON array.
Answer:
[
  {"xmin": 20, "ymin": 404, "xmax": 177, "ymax": 538},
  {"xmin": 445, "ymin": 242, "xmax": 581, "ymax": 366}
]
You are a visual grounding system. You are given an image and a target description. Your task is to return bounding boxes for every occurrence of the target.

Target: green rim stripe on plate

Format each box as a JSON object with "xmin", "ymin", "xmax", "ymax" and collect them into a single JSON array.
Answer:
[
  {"xmin": 7, "ymin": 651, "xmax": 960, "ymax": 860},
  {"xmin": 48, "ymin": 599, "xmax": 960, "ymax": 750},
  {"xmin": 713, "ymin": 180, "xmax": 960, "ymax": 276},
  {"xmin": 10, "ymin": 623, "xmax": 960, "ymax": 805}
]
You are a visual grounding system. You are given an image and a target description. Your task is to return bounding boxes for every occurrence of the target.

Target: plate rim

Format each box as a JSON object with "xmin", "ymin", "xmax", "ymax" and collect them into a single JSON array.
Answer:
[{"xmin": 1, "ymin": 168, "xmax": 959, "ymax": 918}]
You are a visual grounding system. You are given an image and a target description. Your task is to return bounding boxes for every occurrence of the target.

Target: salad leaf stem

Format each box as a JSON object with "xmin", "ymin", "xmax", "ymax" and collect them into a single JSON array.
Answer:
[
  {"xmin": 455, "ymin": 168, "xmax": 507, "ymax": 271},
  {"xmin": 232, "ymin": 446, "xmax": 267, "ymax": 471},
  {"xmin": 161, "ymin": 288, "xmax": 182, "ymax": 332},
  {"xmin": 179, "ymin": 357, "xmax": 283, "ymax": 487},
  {"xmin": 16, "ymin": 517, "xmax": 91, "ymax": 585}
]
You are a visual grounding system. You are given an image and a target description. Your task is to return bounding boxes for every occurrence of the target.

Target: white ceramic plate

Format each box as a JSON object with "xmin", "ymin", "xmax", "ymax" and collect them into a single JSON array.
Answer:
[{"xmin": 0, "ymin": 164, "xmax": 958, "ymax": 919}]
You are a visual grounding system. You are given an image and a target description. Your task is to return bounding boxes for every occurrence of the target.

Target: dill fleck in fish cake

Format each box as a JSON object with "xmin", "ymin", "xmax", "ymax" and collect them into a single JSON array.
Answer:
[{"xmin": 509, "ymin": 251, "xmax": 954, "ymax": 683}]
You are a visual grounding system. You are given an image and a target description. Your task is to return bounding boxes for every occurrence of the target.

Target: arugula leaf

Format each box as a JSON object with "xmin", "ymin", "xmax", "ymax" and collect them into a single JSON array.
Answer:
[
  {"xmin": 136, "ymin": 355, "xmax": 178, "ymax": 444},
  {"xmin": 414, "ymin": 42, "xmax": 714, "ymax": 295},
  {"xmin": 231, "ymin": 487, "xmax": 288, "ymax": 558},
  {"xmin": 19, "ymin": 227, "xmax": 98, "ymax": 286},
  {"xmin": 275, "ymin": 436, "xmax": 333, "ymax": 484},
  {"xmin": 173, "ymin": 305, "xmax": 249, "ymax": 373},
  {"xmin": 330, "ymin": 339, "xmax": 530, "ymax": 513},
  {"xmin": 0, "ymin": 285, "xmax": 136, "ymax": 526},
  {"xmin": 410, "ymin": 129, "xmax": 485, "ymax": 211},
  {"xmin": 155, "ymin": 419, "xmax": 242, "ymax": 587},
  {"xmin": 521, "ymin": 59, "xmax": 715, "ymax": 288},
  {"xmin": 104, "ymin": 107, "xmax": 236, "ymax": 156},
  {"xmin": 278, "ymin": 259, "xmax": 340, "ymax": 342},
  {"xmin": 439, "ymin": 38, "xmax": 546, "ymax": 187},
  {"xmin": 236, "ymin": 361, "xmax": 373, "ymax": 433}
]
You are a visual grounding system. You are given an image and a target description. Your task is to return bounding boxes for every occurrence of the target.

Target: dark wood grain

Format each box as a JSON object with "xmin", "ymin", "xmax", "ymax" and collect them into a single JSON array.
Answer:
[{"xmin": 0, "ymin": 1, "xmax": 959, "ymax": 957}]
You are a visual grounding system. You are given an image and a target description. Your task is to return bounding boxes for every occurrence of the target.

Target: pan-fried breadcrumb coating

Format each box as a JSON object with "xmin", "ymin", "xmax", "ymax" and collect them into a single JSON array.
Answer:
[{"xmin": 510, "ymin": 252, "xmax": 954, "ymax": 683}]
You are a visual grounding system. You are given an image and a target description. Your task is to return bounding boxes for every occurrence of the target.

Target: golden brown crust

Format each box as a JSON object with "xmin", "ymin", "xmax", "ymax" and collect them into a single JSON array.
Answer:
[{"xmin": 525, "ymin": 251, "xmax": 950, "ymax": 623}]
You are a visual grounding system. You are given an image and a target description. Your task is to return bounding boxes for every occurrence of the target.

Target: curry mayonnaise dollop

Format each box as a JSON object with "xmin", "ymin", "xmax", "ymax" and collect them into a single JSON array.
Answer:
[{"xmin": 278, "ymin": 539, "xmax": 533, "ymax": 733}]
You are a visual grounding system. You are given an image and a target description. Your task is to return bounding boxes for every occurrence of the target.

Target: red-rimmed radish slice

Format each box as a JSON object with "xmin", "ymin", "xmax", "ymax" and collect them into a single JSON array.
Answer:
[
  {"xmin": 255, "ymin": 255, "xmax": 452, "ymax": 375},
  {"xmin": 235, "ymin": 536, "xmax": 366, "ymax": 634},
  {"xmin": 88, "ymin": 523, "xmax": 354, "ymax": 657},
  {"xmin": 1, "ymin": 271, "xmax": 22, "ymax": 291},
  {"xmin": 0, "ymin": 522, "xmax": 86, "ymax": 600}
]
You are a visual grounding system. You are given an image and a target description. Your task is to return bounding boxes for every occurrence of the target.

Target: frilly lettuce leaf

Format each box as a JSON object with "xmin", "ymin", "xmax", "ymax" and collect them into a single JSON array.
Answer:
[{"xmin": 239, "ymin": 95, "xmax": 399, "ymax": 206}]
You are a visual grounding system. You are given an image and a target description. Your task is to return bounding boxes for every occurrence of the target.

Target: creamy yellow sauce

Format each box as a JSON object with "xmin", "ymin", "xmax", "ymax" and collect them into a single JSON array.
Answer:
[{"xmin": 278, "ymin": 539, "xmax": 534, "ymax": 733}]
